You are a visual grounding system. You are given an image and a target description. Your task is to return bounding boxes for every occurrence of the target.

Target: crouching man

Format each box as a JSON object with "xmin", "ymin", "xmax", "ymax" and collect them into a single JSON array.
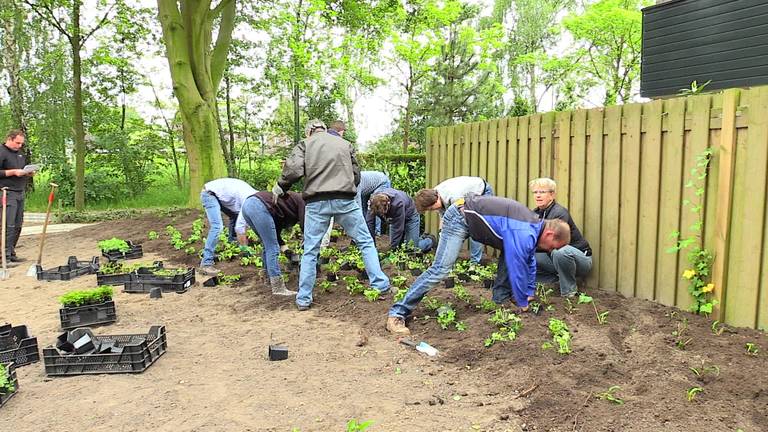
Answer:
[{"xmin": 386, "ymin": 195, "xmax": 570, "ymax": 335}]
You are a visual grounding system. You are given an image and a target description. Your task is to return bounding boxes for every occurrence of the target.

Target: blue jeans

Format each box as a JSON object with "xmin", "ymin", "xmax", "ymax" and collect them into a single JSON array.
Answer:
[
  {"xmin": 469, "ymin": 184, "xmax": 494, "ymax": 263},
  {"xmin": 535, "ymin": 246, "xmax": 592, "ymax": 296},
  {"xmin": 405, "ymin": 213, "xmax": 433, "ymax": 252},
  {"xmin": 241, "ymin": 197, "xmax": 281, "ymax": 278},
  {"xmin": 298, "ymin": 198, "xmax": 389, "ymax": 307},
  {"xmin": 201, "ymin": 191, "xmax": 223, "ymax": 266},
  {"xmin": 389, "ymin": 205, "xmax": 469, "ymax": 320}
]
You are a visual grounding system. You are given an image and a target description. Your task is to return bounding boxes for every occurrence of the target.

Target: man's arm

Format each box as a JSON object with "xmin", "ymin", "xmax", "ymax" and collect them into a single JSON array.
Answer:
[
  {"xmin": 365, "ymin": 207, "xmax": 376, "ymax": 238},
  {"xmin": 277, "ymin": 141, "xmax": 306, "ymax": 190},
  {"xmin": 389, "ymin": 199, "xmax": 406, "ymax": 248},
  {"xmin": 235, "ymin": 212, "xmax": 248, "ymax": 245},
  {"xmin": 501, "ymin": 232, "xmax": 537, "ymax": 308}
]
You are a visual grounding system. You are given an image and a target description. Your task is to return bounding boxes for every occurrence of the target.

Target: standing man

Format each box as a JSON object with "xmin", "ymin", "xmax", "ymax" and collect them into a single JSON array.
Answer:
[
  {"xmin": 0, "ymin": 129, "xmax": 35, "ymax": 263},
  {"xmin": 414, "ymin": 176, "xmax": 494, "ymax": 263},
  {"xmin": 274, "ymin": 119, "xmax": 390, "ymax": 311},
  {"xmin": 199, "ymin": 177, "xmax": 257, "ymax": 276},
  {"xmin": 367, "ymin": 188, "xmax": 434, "ymax": 252},
  {"xmin": 386, "ymin": 195, "xmax": 570, "ymax": 335},
  {"xmin": 529, "ymin": 178, "xmax": 592, "ymax": 297}
]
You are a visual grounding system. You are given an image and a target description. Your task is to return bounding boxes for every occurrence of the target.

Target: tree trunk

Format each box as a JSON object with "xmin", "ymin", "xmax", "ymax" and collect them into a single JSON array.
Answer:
[
  {"xmin": 71, "ymin": 0, "xmax": 86, "ymax": 210},
  {"xmin": 2, "ymin": 6, "xmax": 26, "ymax": 133},
  {"xmin": 225, "ymin": 73, "xmax": 236, "ymax": 175}
]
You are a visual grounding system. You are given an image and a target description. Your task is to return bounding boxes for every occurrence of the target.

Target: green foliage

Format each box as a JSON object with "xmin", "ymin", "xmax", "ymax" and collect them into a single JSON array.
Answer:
[
  {"xmin": 357, "ymin": 153, "xmax": 426, "ymax": 197},
  {"xmin": 686, "ymin": 386, "xmax": 703, "ymax": 402},
  {"xmin": 478, "ymin": 298, "xmax": 498, "ymax": 312},
  {"xmin": 548, "ymin": 318, "xmax": 571, "ymax": 354},
  {"xmin": 452, "ymin": 284, "xmax": 471, "ymax": 303},
  {"xmin": 147, "ymin": 231, "xmax": 159, "ymax": 240},
  {"xmin": 344, "ymin": 275, "xmax": 366, "ymax": 295},
  {"xmin": 745, "ymin": 343, "xmax": 760, "ymax": 356},
  {"xmin": 218, "ymin": 274, "xmax": 242, "ymax": 285},
  {"xmin": 98, "ymin": 237, "xmax": 130, "ymax": 253},
  {"xmin": 363, "ymin": 288, "xmax": 382, "ymax": 302},
  {"xmin": 595, "ymin": 386, "xmax": 624, "ymax": 405},
  {"xmin": 421, "ymin": 296, "xmax": 443, "ymax": 311},
  {"xmin": 59, "ymin": 286, "xmax": 114, "ymax": 308},
  {"xmin": 484, "ymin": 309, "xmax": 523, "ymax": 347},
  {"xmin": 346, "ymin": 419, "xmax": 373, "ymax": 432},
  {"xmin": 394, "ymin": 287, "xmax": 408, "ymax": 302},
  {"xmin": 318, "ymin": 280, "xmax": 335, "ymax": 293},
  {"xmin": 436, "ymin": 305, "xmax": 456, "ymax": 329},
  {"xmin": 0, "ymin": 363, "xmax": 15, "ymax": 394},
  {"xmin": 679, "ymin": 80, "xmax": 712, "ymax": 96}
]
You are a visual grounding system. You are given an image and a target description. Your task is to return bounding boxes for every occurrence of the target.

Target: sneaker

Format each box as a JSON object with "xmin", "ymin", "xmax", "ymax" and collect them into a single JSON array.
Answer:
[
  {"xmin": 8, "ymin": 255, "xmax": 25, "ymax": 263},
  {"xmin": 296, "ymin": 303, "xmax": 311, "ymax": 311},
  {"xmin": 198, "ymin": 265, "xmax": 220, "ymax": 276},
  {"xmin": 386, "ymin": 316, "xmax": 411, "ymax": 335}
]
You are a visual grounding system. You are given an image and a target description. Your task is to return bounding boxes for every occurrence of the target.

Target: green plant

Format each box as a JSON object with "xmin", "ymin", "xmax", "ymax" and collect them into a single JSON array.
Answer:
[
  {"xmin": 689, "ymin": 363, "xmax": 720, "ymax": 378},
  {"xmin": 391, "ymin": 275, "xmax": 408, "ymax": 288},
  {"xmin": 323, "ymin": 261, "xmax": 341, "ymax": 274},
  {"xmin": 578, "ymin": 293, "xmax": 593, "ymax": 304},
  {"xmin": 98, "ymin": 237, "xmax": 130, "ymax": 253},
  {"xmin": 363, "ymin": 288, "xmax": 381, "ymax": 302},
  {"xmin": 422, "ymin": 296, "xmax": 443, "ymax": 311},
  {"xmin": 147, "ymin": 230, "xmax": 159, "ymax": 240},
  {"xmin": 595, "ymin": 386, "xmax": 624, "ymax": 405},
  {"xmin": 318, "ymin": 280, "xmax": 335, "ymax": 293},
  {"xmin": 59, "ymin": 286, "xmax": 114, "ymax": 308},
  {"xmin": 710, "ymin": 320, "xmax": 724, "ymax": 336},
  {"xmin": 218, "ymin": 273, "xmax": 241, "ymax": 285},
  {"xmin": 686, "ymin": 386, "xmax": 703, "ymax": 402},
  {"xmin": 166, "ymin": 225, "xmax": 186, "ymax": 250},
  {"xmin": 455, "ymin": 321, "xmax": 468, "ymax": 332},
  {"xmin": 187, "ymin": 218, "xmax": 205, "ymax": 243},
  {"xmin": 484, "ymin": 309, "xmax": 523, "ymax": 347},
  {"xmin": 672, "ymin": 317, "xmax": 692, "ymax": 350},
  {"xmin": 668, "ymin": 148, "xmax": 717, "ymax": 315},
  {"xmin": 678, "ymin": 79, "xmax": 711, "ymax": 96},
  {"xmin": 394, "ymin": 287, "xmax": 408, "ymax": 302},
  {"xmin": 452, "ymin": 284, "xmax": 471, "ymax": 303},
  {"xmin": 152, "ymin": 268, "xmax": 188, "ymax": 277},
  {"xmin": 564, "ymin": 298, "xmax": 576, "ymax": 314},
  {"xmin": 319, "ymin": 247, "xmax": 337, "ymax": 259},
  {"xmin": 536, "ymin": 283, "xmax": 553, "ymax": 304},
  {"xmin": 548, "ymin": 318, "xmax": 572, "ymax": 354},
  {"xmin": 745, "ymin": 342, "xmax": 760, "ymax": 356},
  {"xmin": 478, "ymin": 298, "xmax": 498, "ymax": 312},
  {"xmin": 344, "ymin": 275, "xmax": 365, "ymax": 295},
  {"xmin": 0, "ymin": 363, "xmax": 15, "ymax": 394},
  {"xmin": 436, "ymin": 305, "xmax": 456, "ymax": 329},
  {"xmin": 346, "ymin": 418, "xmax": 373, "ymax": 432},
  {"xmin": 596, "ymin": 310, "xmax": 610, "ymax": 325}
]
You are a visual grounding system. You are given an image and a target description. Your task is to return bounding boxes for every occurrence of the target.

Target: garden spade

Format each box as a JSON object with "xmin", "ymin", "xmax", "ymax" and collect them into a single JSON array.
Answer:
[
  {"xmin": 27, "ymin": 183, "xmax": 58, "ymax": 277},
  {"xmin": 1, "ymin": 187, "xmax": 9, "ymax": 280}
]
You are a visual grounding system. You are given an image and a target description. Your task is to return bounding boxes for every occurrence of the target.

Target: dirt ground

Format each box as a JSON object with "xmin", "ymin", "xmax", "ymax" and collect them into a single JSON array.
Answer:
[{"xmin": 1, "ymin": 211, "xmax": 766, "ymax": 432}]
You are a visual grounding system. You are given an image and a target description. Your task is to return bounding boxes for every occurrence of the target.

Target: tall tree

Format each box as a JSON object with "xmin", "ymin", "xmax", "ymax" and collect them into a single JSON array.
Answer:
[
  {"xmin": 0, "ymin": 0, "xmax": 28, "ymax": 133},
  {"xmin": 156, "ymin": 0, "xmax": 234, "ymax": 205}
]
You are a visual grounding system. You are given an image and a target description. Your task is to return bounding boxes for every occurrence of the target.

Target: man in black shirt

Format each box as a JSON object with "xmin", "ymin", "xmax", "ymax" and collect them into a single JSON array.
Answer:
[
  {"xmin": 529, "ymin": 177, "xmax": 592, "ymax": 297},
  {"xmin": 0, "ymin": 129, "xmax": 35, "ymax": 262}
]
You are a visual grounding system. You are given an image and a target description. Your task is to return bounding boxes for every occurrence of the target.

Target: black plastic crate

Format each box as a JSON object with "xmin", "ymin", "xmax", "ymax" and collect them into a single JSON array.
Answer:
[
  {"xmin": 102, "ymin": 241, "xmax": 143, "ymax": 262},
  {"xmin": 43, "ymin": 326, "xmax": 167, "ymax": 376},
  {"xmin": 0, "ymin": 324, "xmax": 40, "ymax": 366},
  {"xmin": 59, "ymin": 300, "xmax": 117, "ymax": 330},
  {"xmin": 96, "ymin": 261, "xmax": 164, "ymax": 286},
  {"xmin": 37, "ymin": 256, "xmax": 99, "ymax": 281},
  {"xmin": 0, "ymin": 362, "xmax": 18, "ymax": 409},
  {"xmin": 123, "ymin": 268, "xmax": 195, "ymax": 294}
]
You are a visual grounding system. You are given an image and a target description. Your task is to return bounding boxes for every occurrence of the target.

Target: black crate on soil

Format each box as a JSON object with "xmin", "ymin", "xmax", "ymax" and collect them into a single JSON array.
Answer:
[
  {"xmin": 123, "ymin": 267, "xmax": 195, "ymax": 294},
  {"xmin": 37, "ymin": 256, "xmax": 99, "ymax": 281},
  {"xmin": 96, "ymin": 261, "xmax": 164, "ymax": 286},
  {"xmin": 43, "ymin": 326, "xmax": 167, "ymax": 376},
  {"xmin": 59, "ymin": 300, "xmax": 118, "ymax": 330},
  {"xmin": 0, "ymin": 362, "xmax": 18, "ymax": 409},
  {"xmin": 102, "ymin": 241, "xmax": 143, "ymax": 262},
  {"xmin": 0, "ymin": 324, "xmax": 39, "ymax": 366}
]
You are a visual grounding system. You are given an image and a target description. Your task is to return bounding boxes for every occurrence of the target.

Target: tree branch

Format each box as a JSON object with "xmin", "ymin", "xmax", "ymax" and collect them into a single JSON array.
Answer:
[
  {"xmin": 210, "ymin": 0, "xmax": 236, "ymax": 90},
  {"xmin": 210, "ymin": 0, "xmax": 235, "ymax": 18},
  {"xmin": 23, "ymin": 0, "xmax": 72, "ymax": 42},
  {"xmin": 82, "ymin": 1, "xmax": 119, "ymax": 45}
]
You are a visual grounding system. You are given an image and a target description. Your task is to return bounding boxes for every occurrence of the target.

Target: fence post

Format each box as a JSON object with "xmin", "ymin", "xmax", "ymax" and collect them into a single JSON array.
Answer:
[{"xmin": 711, "ymin": 89, "xmax": 739, "ymax": 321}]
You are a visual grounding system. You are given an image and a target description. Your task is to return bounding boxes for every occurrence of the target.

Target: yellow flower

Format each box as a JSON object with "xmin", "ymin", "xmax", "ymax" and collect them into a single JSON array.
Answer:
[
  {"xmin": 702, "ymin": 283, "xmax": 714, "ymax": 293},
  {"xmin": 682, "ymin": 269, "xmax": 696, "ymax": 280}
]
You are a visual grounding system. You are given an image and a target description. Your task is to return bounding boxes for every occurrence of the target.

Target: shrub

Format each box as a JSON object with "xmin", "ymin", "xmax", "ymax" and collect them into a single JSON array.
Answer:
[{"xmin": 59, "ymin": 286, "xmax": 114, "ymax": 308}]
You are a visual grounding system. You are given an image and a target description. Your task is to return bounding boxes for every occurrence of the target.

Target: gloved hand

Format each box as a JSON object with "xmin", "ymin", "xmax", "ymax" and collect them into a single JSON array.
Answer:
[{"xmin": 272, "ymin": 183, "xmax": 284, "ymax": 204}]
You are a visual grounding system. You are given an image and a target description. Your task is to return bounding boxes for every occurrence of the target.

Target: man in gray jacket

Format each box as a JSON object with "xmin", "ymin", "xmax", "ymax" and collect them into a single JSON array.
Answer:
[{"xmin": 273, "ymin": 119, "xmax": 390, "ymax": 310}]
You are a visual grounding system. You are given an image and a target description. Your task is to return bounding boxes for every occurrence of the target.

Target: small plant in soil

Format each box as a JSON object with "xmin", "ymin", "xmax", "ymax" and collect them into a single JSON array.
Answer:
[
  {"xmin": 484, "ymin": 309, "xmax": 523, "ymax": 347},
  {"xmin": 689, "ymin": 363, "xmax": 720, "ymax": 379},
  {"xmin": 407, "ymin": 259, "xmax": 425, "ymax": 274},
  {"xmin": 184, "ymin": 246, "xmax": 197, "ymax": 255},
  {"xmin": 548, "ymin": 318, "xmax": 572, "ymax": 355},
  {"xmin": 240, "ymin": 255, "xmax": 264, "ymax": 268},
  {"xmin": 215, "ymin": 232, "xmax": 241, "ymax": 261},
  {"xmin": 686, "ymin": 386, "xmax": 703, "ymax": 402},
  {"xmin": 536, "ymin": 283, "xmax": 553, "ymax": 304},
  {"xmin": 0, "ymin": 363, "xmax": 15, "ymax": 394},
  {"xmin": 187, "ymin": 218, "xmax": 205, "ymax": 243},
  {"xmin": 344, "ymin": 275, "xmax": 365, "ymax": 295},
  {"xmin": 564, "ymin": 298, "xmax": 577, "ymax": 314},
  {"xmin": 394, "ymin": 287, "xmax": 408, "ymax": 302},
  {"xmin": 595, "ymin": 386, "xmax": 624, "ymax": 405},
  {"xmin": 528, "ymin": 301, "xmax": 541, "ymax": 315},
  {"xmin": 422, "ymin": 296, "xmax": 443, "ymax": 311},
  {"xmin": 672, "ymin": 317, "xmax": 692, "ymax": 350},
  {"xmin": 363, "ymin": 288, "xmax": 381, "ymax": 302},
  {"xmin": 147, "ymin": 230, "xmax": 159, "ymax": 240},
  {"xmin": 346, "ymin": 419, "xmax": 373, "ymax": 432},
  {"xmin": 166, "ymin": 225, "xmax": 186, "ymax": 249},
  {"xmin": 218, "ymin": 273, "xmax": 241, "ymax": 285},
  {"xmin": 280, "ymin": 273, "xmax": 290, "ymax": 282},
  {"xmin": 710, "ymin": 320, "xmax": 725, "ymax": 335},
  {"xmin": 59, "ymin": 286, "xmax": 114, "ymax": 308},
  {"xmin": 391, "ymin": 275, "xmax": 407, "ymax": 288},
  {"xmin": 152, "ymin": 268, "xmax": 188, "ymax": 277},
  {"xmin": 98, "ymin": 237, "xmax": 130, "ymax": 253},
  {"xmin": 745, "ymin": 342, "xmax": 760, "ymax": 356},
  {"xmin": 455, "ymin": 321, "xmax": 468, "ymax": 331},
  {"xmin": 318, "ymin": 280, "xmax": 335, "ymax": 293},
  {"xmin": 477, "ymin": 298, "xmax": 498, "ymax": 313},
  {"xmin": 319, "ymin": 247, "xmax": 337, "ymax": 260},
  {"xmin": 436, "ymin": 305, "xmax": 456, "ymax": 329},
  {"xmin": 452, "ymin": 284, "xmax": 471, "ymax": 303}
]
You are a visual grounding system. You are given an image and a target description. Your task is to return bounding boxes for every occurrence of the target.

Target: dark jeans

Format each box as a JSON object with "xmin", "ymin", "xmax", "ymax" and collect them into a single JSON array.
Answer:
[{"xmin": 3, "ymin": 190, "xmax": 24, "ymax": 257}]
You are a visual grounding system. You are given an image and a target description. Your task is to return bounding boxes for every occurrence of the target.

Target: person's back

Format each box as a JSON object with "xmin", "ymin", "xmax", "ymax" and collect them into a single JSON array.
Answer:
[{"xmin": 281, "ymin": 131, "xmax": 357, "ymax": 201}]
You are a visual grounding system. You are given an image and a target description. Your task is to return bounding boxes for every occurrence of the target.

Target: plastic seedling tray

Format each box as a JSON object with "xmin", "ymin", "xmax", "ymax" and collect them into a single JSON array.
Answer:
[
  {"xmin": 59, "ymin": 300, "xmax": 117, "ymax": 330},
  {"xmin": 0, "ymin": 324, "xmax": 40, "ymax": 367},
  {"xmin": 43, "ymin": 326, "xmax": 168, "ymax": 376},
  {"xmin": 96, "ymin": 261, "xmax": 164, "ymax": 286},
  {"xmin": 102, "ymin": 241, "xmax": 143, "ymax": 262},
  {"xmin": 0, "ymin": 362, "xmax": 18, "ymax": 409},
  {"xmin": 123, "ymin": 268, "xmax": 195, "ymax": 294},
  {"xmin": 37, "ymin": 256, "xmax": 99, "ymax": 281}
]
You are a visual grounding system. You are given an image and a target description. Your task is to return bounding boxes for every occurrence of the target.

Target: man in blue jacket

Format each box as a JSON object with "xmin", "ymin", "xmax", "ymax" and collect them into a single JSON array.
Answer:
[
  {"xmin": 386, "ymin": 195, "xmax": 570, "ymax": 335},
  {"xmin": 367, "ymin": 188, "xmax": 434, "ymax": 252}
]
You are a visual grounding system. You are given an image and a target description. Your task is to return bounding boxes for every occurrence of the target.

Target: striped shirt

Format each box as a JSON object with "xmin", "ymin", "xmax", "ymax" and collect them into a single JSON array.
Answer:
[{"xmin": 357, "ymin": 171, "xmax": 390, "ymax": 198}]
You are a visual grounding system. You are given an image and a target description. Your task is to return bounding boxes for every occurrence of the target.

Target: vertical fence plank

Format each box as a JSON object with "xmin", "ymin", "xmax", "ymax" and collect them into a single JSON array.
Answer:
[
  {"xmin": 584, "ymin": 108, "xmax": 604, "ymax": 288},
  {"xmin": 599, "ymin": 105, "xmax": 622, "ymax": 292},
  {"xmin": 570, "ymin": 110, "xmax": 587, "ymax": 229},
  {"xmin": 425, "ymin": 127, "xmax": 437, "ymax": 233},
  {"xmin": 541, "ymin": 112, "xmax": 555, "ymax": 177},
  {"xmin": 529, "ymin": 114, "xmax": 542, "ymax": 201},
  {"xmin": 636, "ymin": 100, "xmax": 663, "ymax": 301},
  {"xmin": 676, "ymin": 94, "xmax": 712, "ymax": 310},
  {"xmin": 461, "ymin": 123, "xmax": 471, "ymax": 175},
  {"xmin": 470, "ymin": 122, "xmax": 480, "ymax": 176},
  {"xmin": 447, "ymin": 126, "xmax": 457, "ymax": 181},
  {"xmin": 439, "ymin": 126, "xmax": 448, "ymax": 184},
  {"xmin": 656, "ymin": 98, "xmax": 686, "ymax": 306},
  {"xmin": 487, "ymin": 119, "xmax": 499, "ymax": 192},
  {"xmin": 496, "ymin": 118, "xmax": 508, "ymax": 197},
  {"xmin": 517, "ymin": 116, "xmax": 530, "ymax": 203},
  {"xmin": 728, "ymin": 87, "xmax": 768, "ymax": 328},
  {"xmin": 556, "ymin": 111, "xmax": 572, "ymax": 209},
  {"xmin": 506, "ymin": 118, "xmax": 519, "ymax": 200},
  {"xmin": 756, "ymin": 88, "xmax": 768, "ymax": 330},
  {"xmin": 479, "ymin": 121, "xmax": 489, "ymax": 180},
  {"xmin": 618, "ymin": 103, "xmax": 642, "ymax": 298}
]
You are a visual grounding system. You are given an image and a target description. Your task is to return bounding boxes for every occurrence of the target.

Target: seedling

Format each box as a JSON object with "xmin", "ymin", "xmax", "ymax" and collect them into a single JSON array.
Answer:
[
  {"xmin": 363, "ymin": 288, "xmax": 381, "ymax": 302},
  {"xmin": 152, "ymin": 268, "xmax": 188, "ymax": 277},
  {"xmin": 346, "ymin": 419, "xmax": 373, "ymax": 432},
  {"xmin": 672, "ymin": 317, "xmax": 692, "ymax": 350},
  {"xmin": 318, "ymin": 280, "xmax": 335, "ymax": 293},
  {"xmin": 564, "ymin": 298, "xmax": 576, "ymax": 314},
  {"xmin": 536, "ymin": 283, "xmax": 554, "ymax": 304},
  {"xmin": 147, "ymin": 230, "xmax": 159, "ymax": 240},
  {"xmin": 596, "ymin": 310, "xmax": 609, "ymax": 325},
  {"xmin": 595, "ymin": 386, "xmax": 624, "ymax": 405},
  {"xmin": 548, "ymin": 318, "xmax": 572, "ymax": 354},
  {"xmin": 166, "ymin": 225, "xmax": 186, "ymax": 249},
  {"xmin": 455, "ymin": 321, "xmax": 468, "ymax": 332},
  {"xmin": 710, "ymin": 320, "xmax": 724, "ymax": 335},
  {"xmin": 319, "ymin": 247, "xmax": 337, "ymax": 260},
  {"xmin": 0, "ymin": 363, "xmax": 15, "ymax": 393},
  {"xmin": 452, "ymin": 284, "xmax": 471, "ymax": 303},
  {"xmin": 217, "ymin": 273, "xmax": 241, "ymax": 285},
  {"xmin": 686, "ymin": 386, "xmax": 703, "ymax": 402},
  {"xmin": 344, "ymin": 275, "xmax": 365, "ymax": 295},
  {"xmin": 280, "ymin": 273, "xmax": 290, "ymax": 283},
  {"xmin": 98, "ymin": 237, "xmax": 130, "ymax": 253},
  {"xmin": 689, "ymin": 363, "xmax": 720, "ymax": 378},
  {"xmin": 436, "ymin": 306, "xmax": 457, "ymax": 329},
  {"xmin": 422, "ymin": 296, "xmax": 443, "ymax": 311},
  {"xmin": 528, "ymin": 301, "xmax": 541, "ymax": 315},
  {"xmin": 745, "ymin": 342, "xmax": 760, "ymax": 356},
  {"xmin": 577, "ymin": 293, "xmax": 593, "ymax": 304},
  {"xmin": 394, "ymin": 287, "xmax": 408, "ymax": 302},
  {"xmin": 478, "ymin": 298, "xmax": 498, "ymax": 312},
  {"xmin": 391, "ymin": 275, "xmax": 408, "ymax": 288},
  {"xmin": 484, "ymin": 309, "xmax": 523, "ymax": 347},
  {"xmin": 59, "ymin": 286, "xmax": 114, "ymax": 307}
]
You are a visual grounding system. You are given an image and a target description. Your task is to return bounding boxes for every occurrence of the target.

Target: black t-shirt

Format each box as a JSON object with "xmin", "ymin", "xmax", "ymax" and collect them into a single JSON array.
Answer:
[{"xmin": 0, "ymin": 144, "xmax": 28, "ymax": 192}]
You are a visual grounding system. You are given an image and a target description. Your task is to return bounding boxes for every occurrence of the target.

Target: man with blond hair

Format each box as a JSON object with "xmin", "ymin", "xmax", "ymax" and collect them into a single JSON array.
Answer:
[{"xmin": 528, "ymin": 177, "xmax": 592, "ymax": 297}]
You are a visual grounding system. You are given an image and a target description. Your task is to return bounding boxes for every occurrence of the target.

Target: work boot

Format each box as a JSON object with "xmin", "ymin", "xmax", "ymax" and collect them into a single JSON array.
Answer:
[
  {"xmin": 198, "ymin": 265, "xmax": 220, "ymax": 276},
  {"xmin": 386, "ymin": 316, "xmax": 411, "ymax": 335},
  {"xmin": 269, "ymin": 276, "xmax": 297, "ymax": 296}
]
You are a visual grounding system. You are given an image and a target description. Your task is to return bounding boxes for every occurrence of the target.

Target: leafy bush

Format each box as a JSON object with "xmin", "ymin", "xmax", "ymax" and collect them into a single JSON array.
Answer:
[
  {"xmin": 0, "ymin": 363, "xmax": 15, "ymax": 394},
  {"xmin": 358, "ymin": 153, "xmax": 426, "ymax": 196},
  {"xmin": 98, "ymin": 237, "xmax": 130, "ymax": 253},
  {"xmin": 59, "ymin": 286, "xmax": 114, "ymax": 307}
]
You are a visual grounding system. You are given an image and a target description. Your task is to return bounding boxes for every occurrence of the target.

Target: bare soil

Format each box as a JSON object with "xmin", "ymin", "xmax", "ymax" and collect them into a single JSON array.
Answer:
[{"xmin": 1, "ymin": 211, "xmax": 766, "ymax": 432}]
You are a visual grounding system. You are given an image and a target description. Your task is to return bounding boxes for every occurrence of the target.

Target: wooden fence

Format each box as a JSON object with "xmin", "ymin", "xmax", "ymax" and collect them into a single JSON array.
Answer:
[{"xmin": 425, "ymin": 86, "xmax": 768, "ymax": 329}]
